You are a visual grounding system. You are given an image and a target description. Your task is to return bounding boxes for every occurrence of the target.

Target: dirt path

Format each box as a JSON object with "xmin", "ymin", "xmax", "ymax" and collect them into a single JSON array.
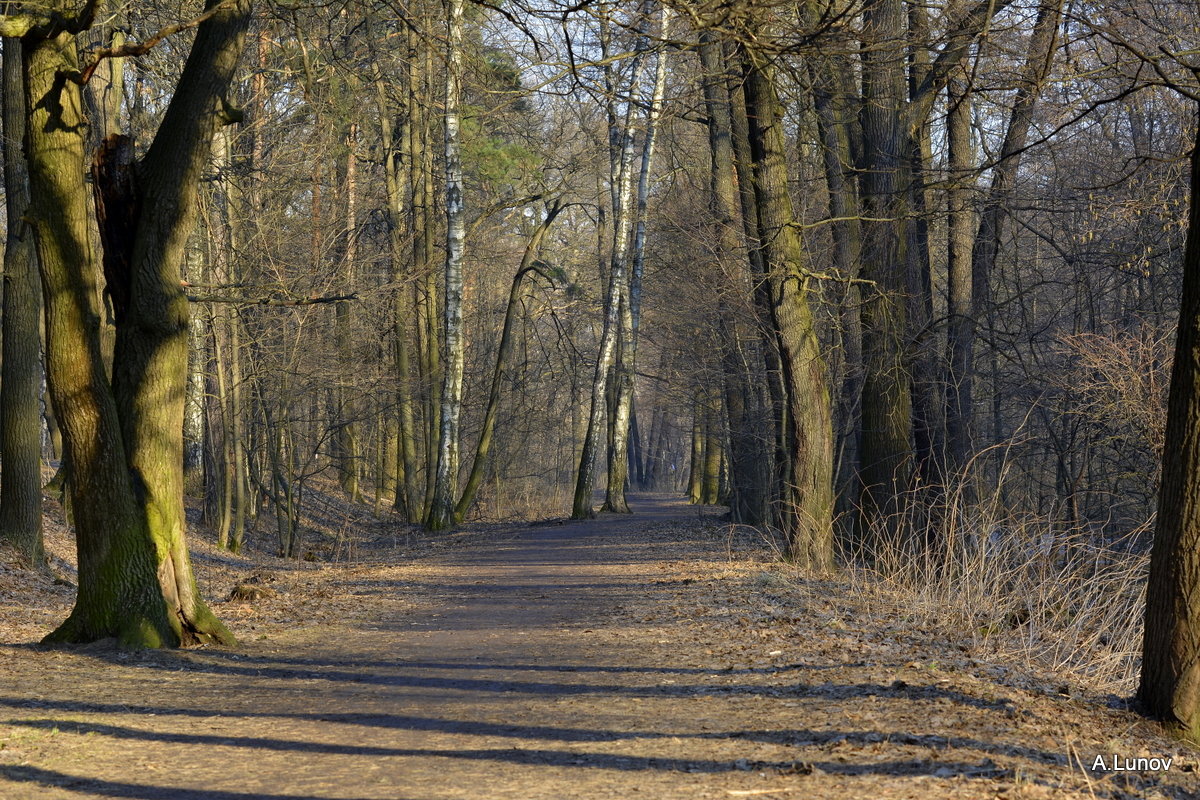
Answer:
[{"xmin": 1, "ymin": 494, "xmax": 1198, "ymax": 799}]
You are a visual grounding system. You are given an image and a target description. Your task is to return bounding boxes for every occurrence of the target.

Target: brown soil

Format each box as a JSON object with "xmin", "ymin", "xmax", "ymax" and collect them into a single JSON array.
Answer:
[{"xmin": 1, "ymin": 494, "xmax": 1197, "ymax": 799}]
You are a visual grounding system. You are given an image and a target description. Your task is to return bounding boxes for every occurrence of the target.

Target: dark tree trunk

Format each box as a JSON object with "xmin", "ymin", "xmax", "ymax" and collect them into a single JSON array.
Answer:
[
  {"xmin": 0, "ymin": 35, "xmax": 44, "ymax": 565},
  {"xmin": 1139, "ymin": 116, "xmax": 1200, "ymax": 738}
]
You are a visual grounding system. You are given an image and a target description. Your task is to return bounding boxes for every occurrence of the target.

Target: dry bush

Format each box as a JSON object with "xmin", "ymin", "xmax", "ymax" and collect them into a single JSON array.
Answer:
[
  {"xmin": 1057, "ymin": 324, "xmax": 1172, "ymax": 462},
  {"xmin": 839, "ymin": 484, "xmax": 1148, "ymax": 694}
]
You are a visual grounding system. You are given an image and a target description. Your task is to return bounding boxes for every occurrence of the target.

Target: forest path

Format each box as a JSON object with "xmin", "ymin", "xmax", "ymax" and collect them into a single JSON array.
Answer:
[{"xmin": 1, "ymin": 493, "xmax": 1197, "ymax": 799}]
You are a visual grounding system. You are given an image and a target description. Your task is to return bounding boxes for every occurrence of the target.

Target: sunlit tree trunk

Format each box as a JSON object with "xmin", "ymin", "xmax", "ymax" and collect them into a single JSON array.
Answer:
[
  {"xmin": 455, "ymin": 204, "xmax": 563, "ymax": 522},
  {"xmin": 427, "ymin": 0, "xmax": 466, "ymax": 531},
  {"xmin": 29, "ymin": 0, "xmax": 251, "ymax": 648},
  {"xmin": 740, "ymin": 49, "xmax": 835, "ymax": 569},
  {"xmin": 605, "ymin": 3, "xmax": 671, "ymax": 514},
  {"xmin": 572, "ymin": 24, "xmax": 648, "ymax": 519},
  {"xmin": 944, "ymin": 66, "xmax": 976, "ymax": 475}
]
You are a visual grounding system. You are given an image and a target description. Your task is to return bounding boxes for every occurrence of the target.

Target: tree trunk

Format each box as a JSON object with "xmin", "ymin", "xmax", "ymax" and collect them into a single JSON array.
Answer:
[
  {"xmin": 699, "ymin": 34, "xmax": 771, "ymax": 526},
  {"xmin": 961, "ymin": 0, "xmax": 1061, "ymax": 466},
  {"xmin": 857, "ymin": 0, "xmax": 914, "ymax": 521},
  {"xmin": 1138, "ymin": 115, "xmax": 1200, "ymax": 738},
  {"xmin": 572, "ymin": 30, "xmax": 649, "ymax": 520},
  {"xmin": 334, "ymin": 122, "xmax": 362, "ymax": 502},
  {"xmin": 727, "ymin": 45, "xmax": 785, "ymax": 528},
  {"xmin": 944, "ymin": 67, "xmax": 976, "ymax": 475},
  {"xmin": 0, "ymin": 35, "xmax": 44, "ymax": 566},
  {"xmin": 376, "ymin": 65, "xmax": 419, "ymax": 521},
  {"xmin": 30, "ymin": 0, "xmax": 250, "ymax": 648},
  {"xmin": 740, "ymin": 50, "xmax": 836, "ymax": 569},
  {"xmin": 805, "ymin": 29, "xmax": 864, "ymax": 519},
  {"xmin": 604, "ymin": 4, "xmax": 671, "ymax": 515},
  {"xmin": 426, "ymin": 0, "xmax": 466, "ymax": 531},
  {"xmin": 455, "ymin": 204, "xmax": 563, "ymax": 522}
]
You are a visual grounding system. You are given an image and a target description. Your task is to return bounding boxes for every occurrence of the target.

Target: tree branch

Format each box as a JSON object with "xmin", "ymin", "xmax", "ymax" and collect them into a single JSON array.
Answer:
[
  {"xmin": 73, "ymin": 0, "xmax": 236, "ymax": 85},
  {"xmin": 186, "ymin": 292, "xmax": 356, "ymax": 306}
]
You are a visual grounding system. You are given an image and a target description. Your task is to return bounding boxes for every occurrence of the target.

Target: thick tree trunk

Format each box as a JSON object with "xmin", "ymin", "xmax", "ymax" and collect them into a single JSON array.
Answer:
[
  {"xmin": 944, "ymin": 68, "xmax": 976, "ymax": 475},
  {"xmin": 0, "ymin": 36, "xmax": 44, "ymax": 565},
  {"xmin": 857, "ymin": 0, "xmax": 914, "ymax": 521},
  {"xmin": 30, "ymin": 0, "xmax": 250, "ymax": 648},
  {"xmin": 699, "ymin": 34, "xmax": 770, "ymax": 526},
  {"xmin": 803, "ymin": 20, "xmax": 863, "ymax": 519},
  {"xmin": 727, "ymin": 46, "xmax": 785, "ymax": 528},
  {"xmin": 1138, "ymin": 118, "xmax": 1200, "ymax": 738},
  {"xmin": 740, "ymin": 52, "xmax": 836, "ymax": 569}
]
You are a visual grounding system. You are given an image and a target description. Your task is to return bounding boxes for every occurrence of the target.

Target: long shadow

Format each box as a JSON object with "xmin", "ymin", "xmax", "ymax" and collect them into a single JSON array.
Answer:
[
  {"xmin": 7, "ymin": 717, "xmax": 1069, "ymax": 769},
  {"xmin": 6, "ymin": 647, "xmax": 1015, "ymax": 708},
  {"xmin": 5, "ymin": 719, "xmax": 1024, "ymax": 782},
  {"xmin": 188, "ymin": 649, "xmax": 864, "ymax": 676},
  {"xmin": 0, "ymin": 764, "xmax": 405, "ymax": 800}
]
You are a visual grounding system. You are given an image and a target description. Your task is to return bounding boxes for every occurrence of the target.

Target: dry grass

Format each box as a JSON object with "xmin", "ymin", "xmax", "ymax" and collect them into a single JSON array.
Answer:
[{"xmin": 836, "ymin": 486, "xmax": 1150, "ymax": 696}]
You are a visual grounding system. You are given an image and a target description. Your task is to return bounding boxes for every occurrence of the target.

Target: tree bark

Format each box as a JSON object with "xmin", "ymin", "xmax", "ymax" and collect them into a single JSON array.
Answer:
[
  {"xmin": 30, "ymin": 0, "xmax": 251, "ymax": 648},
  {"xmin": 857, "ymin": 0, "xmax": 914, "ymax": 520},
  {"xmin": 426, "ymin": 0, "xmax": 466, "ymax": 531},
  {"xmin": 740, "ymin": 50, "xmax": 836, "ymax": 569},
  {"xmin": 1138, "ymin": 115, "xmax": 1200, "ymax": 738},
  {"xmin": 0, "ymin": 35, "xmax": 44, "ymax": 566},
  {"xmin": 944, "ymin": 66, "xmax": 976, "ymax": 475}
]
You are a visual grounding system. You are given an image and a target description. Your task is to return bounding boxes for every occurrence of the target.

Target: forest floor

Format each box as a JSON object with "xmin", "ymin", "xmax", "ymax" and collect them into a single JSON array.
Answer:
[{"xmin": 0, "ymin": 492, "xmax": 1197, "ymax": 799}]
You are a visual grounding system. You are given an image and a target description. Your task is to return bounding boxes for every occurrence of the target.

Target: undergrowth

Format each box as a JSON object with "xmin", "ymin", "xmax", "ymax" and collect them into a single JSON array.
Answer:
[{"xmin": 836, "ymin": 487, "xmax": 1149, "ymax": 695}]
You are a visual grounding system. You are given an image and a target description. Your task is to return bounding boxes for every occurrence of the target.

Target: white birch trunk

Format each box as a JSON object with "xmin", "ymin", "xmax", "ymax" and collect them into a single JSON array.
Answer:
[
  {"xmin": 571, "ymin": 9, "xmax": 650, "ymax": 519},
  {"xmin": 604, "ymin": 4, "xmax": 672, "ymax": 513},
  {"xmin": 427, "ymin": 0, "xmax": 466, "ymax": 530}
]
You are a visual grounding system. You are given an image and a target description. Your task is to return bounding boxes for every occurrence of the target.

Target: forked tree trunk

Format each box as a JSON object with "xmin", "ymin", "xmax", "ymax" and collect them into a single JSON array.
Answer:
[
  {"xmin": 605, "ymin": 3, "xmax": 671, "ymax": 514},
  {"xmin": 572, "ymin": 27, "xmax": 649, "ymax": 519},
  {"xmin": 27, "ymin": 0, "xmax": 251, "ymax": 648}
]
